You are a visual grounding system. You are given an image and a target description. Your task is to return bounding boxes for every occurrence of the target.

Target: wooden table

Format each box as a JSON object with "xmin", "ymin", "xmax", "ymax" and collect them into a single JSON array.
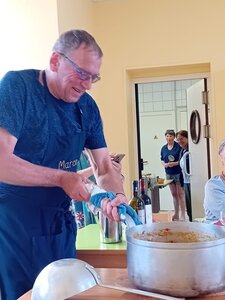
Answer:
[
  {"xmin": 151, "ymin": 180, "xmax": 173, "ymax": 213},
  {"xmin": 18, "ymin": 268, "xmax": 225, "ymax": 300},
  {"xmin": 156, "ymin": 179, "xmax": 173, "ymax": 188}
]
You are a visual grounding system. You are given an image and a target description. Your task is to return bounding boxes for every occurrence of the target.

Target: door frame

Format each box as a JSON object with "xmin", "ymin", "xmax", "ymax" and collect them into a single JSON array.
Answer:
[
  {"xmin": 203, "ymin": 78, "xmax": 211, "ymax": 179},
  {"xmin": 131, "ymin": 76, "xmax": 212, "ymax": 216},
  {"xmin": 124, "ymin": 63, "xmax": 211, "ymax": 200},
  {"xmin": 132, "ymin": 73, "xmax": 211, "ymax": 179}
]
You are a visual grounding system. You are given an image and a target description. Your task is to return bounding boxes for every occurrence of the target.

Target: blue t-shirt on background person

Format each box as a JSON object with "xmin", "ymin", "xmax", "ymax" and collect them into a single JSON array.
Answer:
[{"xmin": 161, "ymin": 141, "xmax": 181, "ymax": 175}]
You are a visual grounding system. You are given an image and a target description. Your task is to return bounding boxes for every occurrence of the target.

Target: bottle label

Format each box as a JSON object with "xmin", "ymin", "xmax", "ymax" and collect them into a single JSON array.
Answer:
[
  {"xmin": 138, "ymin": 209, "xmax": 146, "ymax": 224},
  {"xmin": 145, "ymin": 204, "xmax": 152, "ymax": 225}
]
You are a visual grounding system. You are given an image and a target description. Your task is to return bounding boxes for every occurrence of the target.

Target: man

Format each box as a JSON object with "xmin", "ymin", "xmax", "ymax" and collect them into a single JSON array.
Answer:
[{"xmin": 0, "ymin": 29, "xmax": 126, "ymax": 299}]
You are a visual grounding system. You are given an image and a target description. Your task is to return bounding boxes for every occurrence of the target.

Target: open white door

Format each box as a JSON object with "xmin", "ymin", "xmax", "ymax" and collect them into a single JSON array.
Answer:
[
  {"xmin": 140, "ymin": 113, "xmax": 176, "ymax": 210},
  {"xmin": 187, "ymin": 79, "xmax": 210, "ymax": 219}
]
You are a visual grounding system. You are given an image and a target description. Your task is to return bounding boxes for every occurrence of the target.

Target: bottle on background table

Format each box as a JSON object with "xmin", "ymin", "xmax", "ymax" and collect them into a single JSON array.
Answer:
[
  {"xmin": 129, "ymin": 180, "xmax": 145, "ymax": 224},
  {"xmin": 140, "ymin": 177, "xmax": 152, "ymax": 225}
]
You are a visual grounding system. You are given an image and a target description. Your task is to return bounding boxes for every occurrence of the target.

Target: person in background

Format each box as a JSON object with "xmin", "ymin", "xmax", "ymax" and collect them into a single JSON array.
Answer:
[
  {"xmin": 72, "ymin": 150, "xmax": 97, "ymax": 228},
  {"xmin": 0, "ymin": 29, "xmax": 126, "ymax": 299},
  {"xmin": 160, "ymin": 129, "xmax": 186, "ymax": 221},
  {"xmin": 204, "ymin": 139, "xmax": 225, "ymax": 221},
  {"xmin": 176, "ymin": 130, "xmax": 192, "ymax": 222},
  {"xmin": 73, "ymin": 150, "xmax": 123, "ymax": 228}
]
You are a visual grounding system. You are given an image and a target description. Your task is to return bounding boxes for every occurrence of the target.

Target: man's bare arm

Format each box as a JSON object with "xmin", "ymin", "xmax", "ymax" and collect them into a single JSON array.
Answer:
[{"xmin": 0, "ymin": 128, "xmax": 90, "ymax": 201}]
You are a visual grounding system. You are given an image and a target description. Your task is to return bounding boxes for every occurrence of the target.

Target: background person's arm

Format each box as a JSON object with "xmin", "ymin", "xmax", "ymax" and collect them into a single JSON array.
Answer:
[
  {"xmin": 77, "ymin": 167, "xmax": 94, "ymax": 178},
  {"xmin": 161, "ymin": 160, "xmax": 169, "ymax": 168},
  {"xmin": 86, "ymin": 148, "xmax": 124, "ymax": 193},
  {"xmin": 86, "ymin": 147, "xmax": 127, "ymax": 221},
  {"xmin": 167, "ymin": 161, "xmax": 179, "ymax": 167},
  {"xmin": 77, "ymin": 153, "xmax": 122, "ymax": 181}
]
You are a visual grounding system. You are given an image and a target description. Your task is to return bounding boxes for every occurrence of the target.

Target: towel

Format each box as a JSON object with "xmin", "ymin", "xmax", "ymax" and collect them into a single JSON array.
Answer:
[{"xmin": 85, "ymin": 184, "xmax": 142, "ymax": 226}]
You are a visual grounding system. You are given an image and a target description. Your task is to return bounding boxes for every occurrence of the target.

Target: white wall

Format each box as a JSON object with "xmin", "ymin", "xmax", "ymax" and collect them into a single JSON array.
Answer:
[{"xmin": 0, "ymin": 0, "xmax": 59, "ymax": 78}]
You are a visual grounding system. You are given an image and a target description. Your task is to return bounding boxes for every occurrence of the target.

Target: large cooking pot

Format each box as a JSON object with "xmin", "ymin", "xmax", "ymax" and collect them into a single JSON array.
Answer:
[{"xmin": 126, "ymin": 222, "xmax": 225, "ymax": 297}]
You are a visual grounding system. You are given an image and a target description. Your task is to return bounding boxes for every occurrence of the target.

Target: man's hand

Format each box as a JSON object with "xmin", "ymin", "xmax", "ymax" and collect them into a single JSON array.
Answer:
[
  {"xmin": 60, "ymin": 172, "xmax": 91, "ymax": 202},
  {"xmin": 101, "ymin": 193, "xmax": 127, "ymax": 222}
]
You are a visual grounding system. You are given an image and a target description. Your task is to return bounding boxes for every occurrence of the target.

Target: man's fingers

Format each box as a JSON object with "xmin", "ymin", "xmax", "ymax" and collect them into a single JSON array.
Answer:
[
  {"xmin": 100, "ymin": 198, "xmax": 121, "ymax": 221},
  {"xmin": 79, "ymin": 186, "xmax": 90, "ymax": 201},
  {"xmin": 111, "ymin": 194, "xmax": 127, "ymax": 206},
  {"xmin": 111, "ymin": 206, "xmax": 120, "ymax": 221},
  {"xmin": 72, "ymin": 185, "xmax": 90, "ymax": 202},
  {"xmin": 100, "ymin": 198, "xmax": 114, "ymax": 220}
]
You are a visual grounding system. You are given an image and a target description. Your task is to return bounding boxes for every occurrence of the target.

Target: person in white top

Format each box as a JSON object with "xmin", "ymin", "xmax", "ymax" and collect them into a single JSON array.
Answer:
[
  {"xmin": 176, "ymin": 130, "xmax": 192, "ymax": 221},
  {"xmin": 204, "ymin": 139, "xmax": 225, "ymax": 221}
]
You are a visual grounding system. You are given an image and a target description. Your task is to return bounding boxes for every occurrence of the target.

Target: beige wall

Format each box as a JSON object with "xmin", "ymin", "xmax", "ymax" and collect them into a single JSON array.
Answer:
[
  {"xmin": 2, "ymin": 0, "xmax": 225, "ymax": 199},
  {"xmin": 56, "ymin": 0, "xmax": 225, "ymax": 197},
  {"xmin": 56, "ymin": 0, "xmax": 101, "ymax": 105},
  {"xmin": 0, "ymin": 0, "xmax": 59, "ymax": 76},
  {"xmin": 88, "ymin": 0, "xmax": 225, "ymax": 197},
  {"xmin": 57, "ymin": 0, "xmax": 94, "ymax": 34}
]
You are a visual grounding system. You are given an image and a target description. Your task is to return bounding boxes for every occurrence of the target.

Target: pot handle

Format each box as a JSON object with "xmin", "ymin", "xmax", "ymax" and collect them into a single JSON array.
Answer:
[{"xmin": 98, "ymin": 282, "xmax": 185, "ymax": 300}]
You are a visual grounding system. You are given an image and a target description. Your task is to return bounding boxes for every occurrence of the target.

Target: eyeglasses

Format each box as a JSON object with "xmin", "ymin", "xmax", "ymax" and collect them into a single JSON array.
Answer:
[{"xmin": 59, "ymin": 52, "xmax": 101, "ymax": 83}]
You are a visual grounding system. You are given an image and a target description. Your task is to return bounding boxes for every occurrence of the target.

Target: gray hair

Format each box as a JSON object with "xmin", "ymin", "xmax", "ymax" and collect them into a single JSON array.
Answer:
[
  {"xmin": 52, "ymin": 29, "xmax": 103, "ymax": 58},
  {"xmin": 219, "ymin": 139, "xmax": 225, "ymax": 155}
]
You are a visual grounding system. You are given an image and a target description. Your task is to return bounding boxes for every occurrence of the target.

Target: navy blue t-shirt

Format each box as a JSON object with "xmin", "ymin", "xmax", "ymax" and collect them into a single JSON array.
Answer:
[
  {"xmin": 160, "ymin": 141, "xmax": 181, "ymax": 175},
  {"xmin": 0, "ymin": 70, "xmax": 107, "ymax": 166}
]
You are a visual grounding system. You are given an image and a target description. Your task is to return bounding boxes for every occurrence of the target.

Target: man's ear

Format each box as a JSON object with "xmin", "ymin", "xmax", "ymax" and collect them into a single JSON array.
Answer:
[{"xmin": 49, "ymin": 52, "xmax": 60, "ymax": 71}]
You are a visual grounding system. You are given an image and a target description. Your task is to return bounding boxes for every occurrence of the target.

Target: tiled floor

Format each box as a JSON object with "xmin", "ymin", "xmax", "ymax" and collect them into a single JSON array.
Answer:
[{"xmin": 157, "ymin": 210, "xmax": 190, "ymax": 222}]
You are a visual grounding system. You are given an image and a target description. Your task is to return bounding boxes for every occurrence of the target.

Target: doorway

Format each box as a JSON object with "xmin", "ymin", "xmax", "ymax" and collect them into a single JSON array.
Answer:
[{"xmin": 135, "ymin": 75, "xmax": 211, "ymax": 218}]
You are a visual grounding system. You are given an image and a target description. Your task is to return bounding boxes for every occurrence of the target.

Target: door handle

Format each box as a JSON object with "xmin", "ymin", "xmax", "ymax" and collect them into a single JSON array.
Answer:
[
  {"xmin": 190, "ymin": 110, "xmax": 201, "ymax": 144},
  {"xmin": 183, "ymin": 151, "xmax": 191, "ymax": 176}
]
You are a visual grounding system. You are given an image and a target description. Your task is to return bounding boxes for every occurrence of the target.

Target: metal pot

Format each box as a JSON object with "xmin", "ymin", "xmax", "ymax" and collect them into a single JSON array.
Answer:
[{"xmin": 126, "ymin": 222, "xmax": 225, "ymax": 297}]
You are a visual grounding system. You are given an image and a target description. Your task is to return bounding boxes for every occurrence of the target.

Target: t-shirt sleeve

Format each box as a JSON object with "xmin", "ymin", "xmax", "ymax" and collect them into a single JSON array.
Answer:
[
  {"xmin": 84, "ymin": 99, "xmax": 107, "ymax": 150},
  {"xmin": 160, "ymin": 146, "xmax": 165, "ymax": 161},
  {"xmin": 0, "ymin": 71, "xmax": 25, "ymax": 138}
]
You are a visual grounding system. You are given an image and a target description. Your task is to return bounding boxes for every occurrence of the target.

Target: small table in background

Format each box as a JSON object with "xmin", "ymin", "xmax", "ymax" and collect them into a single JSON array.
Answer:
[{"xmin": 151, "ymin": 179, "xmax": 173, "ymax": 213}]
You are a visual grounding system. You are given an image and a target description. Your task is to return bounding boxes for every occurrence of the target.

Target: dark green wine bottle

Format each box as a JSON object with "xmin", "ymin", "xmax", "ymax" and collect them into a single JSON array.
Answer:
[
  {"xmin": 129, "ymin": 180, "xmax": 145, "ymax": 224},
  {"xmin": 140, "ymin": 178, "xmax": 152, "ymax": 225}
]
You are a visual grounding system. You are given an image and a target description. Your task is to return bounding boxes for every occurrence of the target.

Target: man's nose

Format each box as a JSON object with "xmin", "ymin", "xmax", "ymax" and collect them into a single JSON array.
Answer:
[{"xmin": 81, "ymin": 78, "xmax": 92, "ymax": 90}]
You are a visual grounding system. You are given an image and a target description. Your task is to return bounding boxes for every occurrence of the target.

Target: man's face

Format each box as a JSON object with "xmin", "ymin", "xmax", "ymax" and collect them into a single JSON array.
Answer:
[{"xmin": 52, "ymin": 44, "xmax": 102, "ymax": 103}]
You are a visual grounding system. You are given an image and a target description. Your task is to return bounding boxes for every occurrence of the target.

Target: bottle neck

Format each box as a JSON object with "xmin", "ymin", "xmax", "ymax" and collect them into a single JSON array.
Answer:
[
  {"xmin": 132, "ymin": 180, "xmax": 139, "ymax": 196},
  {"xmin": 133, "ymin": 191, "xmax": 138, "ymax": 197},
  {"xmin": 140, "ymin": 179, "xmax": 146, "ymax": 194}
]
